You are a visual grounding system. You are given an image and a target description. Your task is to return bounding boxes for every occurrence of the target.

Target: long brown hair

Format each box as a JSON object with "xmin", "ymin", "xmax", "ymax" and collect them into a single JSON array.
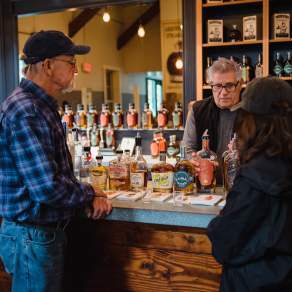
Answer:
[{"xmin": 234, "ymin": 101, "xmax": 292, "ymax": 164}]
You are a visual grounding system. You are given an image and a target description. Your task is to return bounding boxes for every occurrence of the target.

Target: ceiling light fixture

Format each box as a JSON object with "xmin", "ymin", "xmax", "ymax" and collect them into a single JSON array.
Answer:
[
  {"xmin": 102, "ymin": 9, "xmax": 111, "ymax": 23},
  {"xmin": 137, "ymin": 24, "xmax": 146, "ymax": 38},
  {"xmin": 175, "ymin": 55, "xmax": 183, "ymax": 70}
]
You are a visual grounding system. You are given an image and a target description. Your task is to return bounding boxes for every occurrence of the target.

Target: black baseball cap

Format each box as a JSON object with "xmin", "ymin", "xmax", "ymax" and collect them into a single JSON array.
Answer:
[
  {"xmin": 22, "ymin": 30, "xmax": 90, "ymax": 64},
  {"xmin": 231, "ymin": 77, "xmax": 292, "ymax": 114}
]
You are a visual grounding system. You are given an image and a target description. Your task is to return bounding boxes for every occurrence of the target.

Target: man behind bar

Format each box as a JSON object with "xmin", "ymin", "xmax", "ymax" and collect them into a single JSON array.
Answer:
[
  {"xmin": 0, "ymin": 30, "xmax": 112, "ymax": 292},
  {"xmin": 183, "ymin": 57, "xmax": 242, "ymax": 184}
]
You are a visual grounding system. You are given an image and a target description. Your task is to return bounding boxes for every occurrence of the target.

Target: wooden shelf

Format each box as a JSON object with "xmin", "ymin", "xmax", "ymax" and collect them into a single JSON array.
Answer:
[
  {"xmin": 269, "ymin": 38, "xmax": 292, "ymax": 44},
  {"xmin": 279, "ymin": 76, "xmax": 292, "ymax": 81},
  {"xmin": 203, "ymin": 40, "xmax": 262, "ymax": 47},
  {"xmin": 203, "ymin": 0, "xmax": 262, "ymax": 8}
]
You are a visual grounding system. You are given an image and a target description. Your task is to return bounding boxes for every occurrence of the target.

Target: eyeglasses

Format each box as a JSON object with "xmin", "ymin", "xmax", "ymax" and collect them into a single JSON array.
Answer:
[
  {"xmin": 211, "ymin": 81, "xmax": 239, "ymax": 92},
  {"xmin": 52, "ymin": 58, "xmax": 77, "ymax": 68}
]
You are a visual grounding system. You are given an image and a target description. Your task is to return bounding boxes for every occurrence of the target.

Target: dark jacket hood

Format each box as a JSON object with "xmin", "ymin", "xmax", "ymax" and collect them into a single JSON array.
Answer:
[{"xmin": 239, "ymin": 154, "xmax": 292, "ymax": 197}]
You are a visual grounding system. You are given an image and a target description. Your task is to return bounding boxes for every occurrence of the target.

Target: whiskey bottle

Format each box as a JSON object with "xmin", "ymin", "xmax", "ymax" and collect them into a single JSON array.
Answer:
[
  {"xmin": 172, "ymin": 102, "xmax": 183, "ymax": 129},
  {"xmin": 150, "ymin": 130, "xmax": 167, "ymax": 158},
  {"xmin": 80, "ymin": 146, "xmax": 92, "ymax": 183},
  {"xmin": 105, "ymin": 123, "xmax": 115, "ymax": 148},
  {"xmin": 204, "ymin": 57, "xmax": 213, "ymax": 84},
  {"xmin": 112, "ymin": 103, "xmax": 123, "ymax": 129},
  {"xmin": 151, "ymin": 151, "xmax": 174, "ymax": 193},
  {"xmin": 195, "ymin": 129, "xmax": 217, "ymax": 193},
  {"xmin": 222, "ymin": 134, "xmax": 240, "ymax": 195},
  {"xmin": 142, "ymin": 102, "xmax": 153, "ymax": 129},
  {"xmin": 130, "ymin": 134, "xmax": 148, "ymax": 191},
  {"xmin": 75, "ymin": 104, "xmax": 87, "ymax": 129},
  {"xmin": 273, "ymin": 52, "xmax": 284, "ymax": 77},
  {"xmin": 166, "ymin": 135, "xmax": 180, "ymax": 158},
  {"xmin": 174, "ymin": 145, "xmax": 194, "ymax": 194},
  {"xmin": 157, "ymin": 103, "xmax": 169, "ymax": 129},
  {"xmin": 87, "ymin": 104, "xmax": 98, "ymax": 129},
  {"xmin": 90, "ymin": 155, "xmax": 108, "ymax": 191},
  {"xmin": 100, "ymin": 103, "xmax": 111, "ymax": 128},
  {"xmin": 255, "ymin": 53, "xmax": 263, "ymax": 78},
  {"xmin": 284, "ymin": 52, "xmax": 292, "ymax": 77},
  {"xmin": 126, "ymin": 103, "xmax": 138, "ymax": 129},
  {"xmin": 62, "ymin": 104, "xmax": 75, "ymax": 129},
  {"xmin": 241, "ymin": 55, "xmax": 251, "ymax": 83},
  {"xmin": 90, "ymin": 123, "xmax": 98, "ymax": 147},
  {"xmin": 228, "ymin": 24, "xmax": 241, "ymax": 42},
  {"xmin": 108, "ymin": 150, "xmax": 130, "ymax": 191}
]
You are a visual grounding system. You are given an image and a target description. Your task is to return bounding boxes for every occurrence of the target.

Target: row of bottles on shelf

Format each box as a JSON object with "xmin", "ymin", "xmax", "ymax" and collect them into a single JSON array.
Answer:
[
  {"xmin": 205, "ymin": 51, "xmax": 292, "ymax": 86},
  {"xmin": 73, "ymin": 130, "xmax": 240, "ymax": 195},
  {"xmin": 60, "ymin": 101, "xmax": 183, "ymax": 130}
]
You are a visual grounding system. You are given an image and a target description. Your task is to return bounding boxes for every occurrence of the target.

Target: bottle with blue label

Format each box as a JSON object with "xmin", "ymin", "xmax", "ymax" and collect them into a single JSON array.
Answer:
[{"xmin": 174, "ymin": 145, "xmax": 194, "ymax": 194}]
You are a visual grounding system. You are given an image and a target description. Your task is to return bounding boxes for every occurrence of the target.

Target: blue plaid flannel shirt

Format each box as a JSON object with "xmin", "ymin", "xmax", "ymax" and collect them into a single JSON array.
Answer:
[{"xmin": 0, "ymin": 78, "xmax": 95, "ymax": 223}]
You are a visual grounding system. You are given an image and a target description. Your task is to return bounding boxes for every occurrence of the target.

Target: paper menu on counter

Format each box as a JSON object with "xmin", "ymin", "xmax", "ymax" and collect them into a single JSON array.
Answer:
[
  {"xmin": 115, "ymin": 191, "xmax": 145, "ymax": 201},
  {"xmin": 188, "ymin": 194, "xmax": 223, "ymax": 206},
  {"xmin": 104, "ymin": 191, "xmax": 121, "ymax": 200},
  {"xmin": 143, "ymin": 192, "xmax": 172, "ymax": 202}
]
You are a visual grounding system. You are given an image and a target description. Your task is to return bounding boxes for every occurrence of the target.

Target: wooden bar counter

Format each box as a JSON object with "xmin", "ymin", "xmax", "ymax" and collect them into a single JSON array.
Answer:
[{"xmin": 64, "ymin": 198, "xmax": 223, "ymax": 292}]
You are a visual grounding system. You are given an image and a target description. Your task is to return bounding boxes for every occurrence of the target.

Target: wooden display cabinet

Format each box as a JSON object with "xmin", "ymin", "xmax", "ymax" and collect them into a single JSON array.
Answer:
[{"xmin": 196, "ymin": 0, "xmax": 292, "ymax": 100}]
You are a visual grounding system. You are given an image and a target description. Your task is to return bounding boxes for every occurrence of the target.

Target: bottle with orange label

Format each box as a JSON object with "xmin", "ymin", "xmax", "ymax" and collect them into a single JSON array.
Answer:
[
  {"xmin": 62, "ymin": 104, "xmax": 75, "ymax": 129},
  {"xmin": 150, "ymin": 130, "xmax": 167, "ymax": 158},
  {"xmin": 157, "ymin": 103, "xmax": 169, "ymax": 129},
  {"xmin": 142, "ymin": 102, "xmax": 153, "ymax": 129},
  {"xmin": 75, "ymin": 104, "xmax": 87, "ymax": 129},
  {"xmin": 100, "ymin": 103, "xmax": 111, "ymax": 128},
  {"xmin": 195, "ymin": 129, "xmax": 217, "ymax": 193},
  {"xmin": 126, "ymin": 103, "xmax": 138, "ymax": 129}
]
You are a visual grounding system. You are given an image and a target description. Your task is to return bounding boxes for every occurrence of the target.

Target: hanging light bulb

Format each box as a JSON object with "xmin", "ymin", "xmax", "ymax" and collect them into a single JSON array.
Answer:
[
  {"xmin": 102, "ymin": 10, "xmax": 111, "ymax": 23},
  {"xmin": 175, "ymin": 56, "xmax": 183, "ymax": 70},
  {"xmin": 137, "ymin": 24, "xmax": 146, "ymax": 38}
]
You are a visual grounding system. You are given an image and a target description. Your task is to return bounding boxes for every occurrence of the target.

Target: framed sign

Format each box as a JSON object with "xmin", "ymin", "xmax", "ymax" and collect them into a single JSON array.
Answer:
[
  {"xmin": 119, "ymin": 137, "xmax": 136, "ymax": 156},
  {"xmin": 243, "ymin": 15, "xmax": 257, "ymax": 41},
  {"xmin": 274, "ymin": 13, "xmax": 290, "ymax": 39},
  {"xmin": 208, "ymin": 19, "xmax": 223, "ymax": 43}
]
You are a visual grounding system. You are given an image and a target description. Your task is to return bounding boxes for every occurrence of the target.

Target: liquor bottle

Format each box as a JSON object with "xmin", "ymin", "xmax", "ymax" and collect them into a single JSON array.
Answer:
[
  {"xmin": 284, "ymin": 51, "xmax": 292, "ymax": 77},
  {"xmin": 90, "ymin": 155, "xmax": 108, "ymax": 191},
  {"xmin": 151, "ymin": 151, "xmax": 174, "ymax": 193},
  {"xmin": 222, "ymin": 134, "xmax": 240, "ymax": 195},
  {"xmin": 126, "ymin": 103, "xmax": 138, "ymax": 129},
  {"xmin": 62, "ymin": 104, "xmax": 75, "ymax": 129},
  {"xmin": 228, "ymin": 24, "xmax": 241, "ymax": 42},
  {"xmin": 241, "ymin": 55, "xmax": 251, "ymax": 84},
  {"xmin": 100, "ymin": 103, "xmax": 111, "ymax": 128},
  {"xmin": 273, "ymin": 52, "xmax": 284, "ymax": 77},
  {"xmin": 80, "ymin": 146, "xmax": 92, "ymax": 183},
  {"xmin": 142, "ymin": 102, "xmax": 153, "ymax": 129},
  {"xmin": 255, "ymin": 53, "xmax": 263, "ymax": 78},
  {"xmin": 112, "ymin": 103, "xmax": 123, "ymax": 129},
  {"xmin": 204, "ymin": 57, "xmax": 213, "ymax": 84},
  {"xmin": 105, "ymin": 123, "xmax": 115, "ymax": 148},
  {"xmin": 166, "ymin": 135, "xmax": 180, "ymax": 158},
  {"xmin": 150, "ymin": 130, "xmax": 167, "ymax": 158},
  {"xmin": 90, "ymin": 123, "xmax": 98, "ymax": 147},
  {"xmin": 99, "ymin": 128, "xmax": 105, "ymax": 149},
  {"xmin": 108, "ymin": 150, "xmax": 130, "ymax": 191},
  {"xmin": 157, "ymin": 103, "xmax": 169, "ymax": 129},
  {"xmin": 75, "ymin": 104, "xmax": 87, "ymax": 129},
  {"xmin": 195, "ymin": 129, "xmax": 217, "ymax": 193},
  {"xmin": 130, "ymin": 134, "xmax": 148, "ymax": 191},
  {"xmin": 174, "ymin": 145, "xmax": 194, "ymax": 194},
  {"xmin": 87, "ymin": 104, "xmax": 98, "ymax": 129},
  {"xmin": 172, "ymin": 102, "xmax": 183, "ymax": 129}
]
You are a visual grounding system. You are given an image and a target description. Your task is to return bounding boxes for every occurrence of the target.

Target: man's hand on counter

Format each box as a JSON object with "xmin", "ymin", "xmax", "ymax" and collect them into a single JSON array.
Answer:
[{"xmin": 90, "ymin": 196, "xmax": 112, "ymax": 219}]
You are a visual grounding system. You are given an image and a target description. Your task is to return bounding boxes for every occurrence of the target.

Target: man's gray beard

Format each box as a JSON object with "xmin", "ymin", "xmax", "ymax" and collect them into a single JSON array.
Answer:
[{"xmin": 61, "ymin": 78, "xmax": 75, "ymax": 94}]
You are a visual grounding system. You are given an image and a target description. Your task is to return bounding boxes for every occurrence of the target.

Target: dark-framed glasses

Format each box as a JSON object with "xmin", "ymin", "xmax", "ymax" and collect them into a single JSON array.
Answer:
[
  {"xmin": 211, "ymin": 81, "xmax": 239, "ymax": 92},
  {"xmin": 52, "ymin": 57, "xmax": 77, "ymax": 67}
]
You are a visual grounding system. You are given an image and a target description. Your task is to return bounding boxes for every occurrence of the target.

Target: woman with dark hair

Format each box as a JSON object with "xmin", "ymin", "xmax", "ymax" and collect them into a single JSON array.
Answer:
[{"xmin": 207, "ymin": 77, "xmax": 292, "ymax": 292}]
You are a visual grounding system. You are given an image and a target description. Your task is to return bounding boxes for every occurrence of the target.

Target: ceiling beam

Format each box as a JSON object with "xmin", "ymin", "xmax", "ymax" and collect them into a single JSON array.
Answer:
[
  {"xmin": 117, "ymin": 1, "xmax": 159, "ymax": 50},
  {"xmin": 69, "ymin": 8, "xmax": 100, "ymax": 38}
]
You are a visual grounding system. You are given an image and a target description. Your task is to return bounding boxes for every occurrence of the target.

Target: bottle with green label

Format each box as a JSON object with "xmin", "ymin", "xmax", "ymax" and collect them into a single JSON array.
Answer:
[
  {"xmin": 174, "ymin": 145, "xmax": 194, "ymax": 194},
  {"xmin": 273, "ymin": 52, "xmax": 284, "ymax": 77},
  {"xmin": 284, "ymin": 52, "xmax": 292, "ymax": 77},
  {"xmin": 166, "ymin": 135, "xmax": 179, "ymax": 158}
]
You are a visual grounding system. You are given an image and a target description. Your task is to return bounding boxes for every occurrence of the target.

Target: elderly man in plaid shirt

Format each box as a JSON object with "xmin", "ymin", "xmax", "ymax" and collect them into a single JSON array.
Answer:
[{"xmin": 0, "ymin": 30, "xmax": 112, "ymax": 292}]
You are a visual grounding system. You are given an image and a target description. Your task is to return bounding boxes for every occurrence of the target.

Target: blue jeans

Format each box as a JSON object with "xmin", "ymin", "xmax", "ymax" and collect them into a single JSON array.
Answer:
[{"xmin": 0, "ymin": 219, "xmax": 67, "ymax": 292}]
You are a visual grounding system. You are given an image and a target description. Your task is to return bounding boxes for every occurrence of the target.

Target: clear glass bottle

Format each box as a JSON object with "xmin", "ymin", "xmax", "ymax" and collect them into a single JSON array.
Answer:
[
  {"xmin": 157, "ymin": 103, "xmax": 169, "ymax": 129},
  {"xmin": 108, "ymin": 150, "xmax": 130, "ymax": 191},
  {"xmin": 151, "ymin": 151, "xmax": 174, "ymax": 193},
  {"xmin": 255, "ymin": 53, "xmax": 263, "ymax": 78},
  {"xmin": 284, "ymin": 51, "xmax": 292, "ymax": 77},
  {"xmin": 166, "ymin": 135, "xmax": 180, "ymax": 158},
  {"xmin": 105, "ymin": 123, "xmax": 115, "ymax": 148},
  {"xmin": 195, "ymin": 129, "xmax": 217, "ymax": 193},
  {"xmin": 90, "ymin": 155, "xmax": 108, "ymax": 191},
  {"xmin": 87, "ymin": 104, "xmax": 98, "ymax": 129},
  {"xmin": 241, "ymin": 55, "xmax": 251, "ymax": 84},
  {"xmin": 90, "ymin": 123, "xmax": 98, "ymax": 147},
  {"xmin": 100, "ymin": 103, "xmax": 111, "ymax": 128},
  {"xmin": 204, "ymin": 57, "xmax": 213, "ymax": 84},
  {"xmin": 112, "ymin": 103, "xmax": 123, "ymax": 129},
  {"xmin": 273, "ymin": 52, "xmax": 284, "ymax": 77},
  {"xmin": 142, "ymin": 102, "xmax": 153, "ymax": 129},
  {"xmin": 174, "ymin": 145, "xmax": 194, "ymax": 194},
  {"xmin": 75, "ymin": 104, "xmax": 87, "ymax": 129},
  {"xmin": 172, "ymin": 102, "xmax": 183, "ymax": 129},
  {"xmin": 126, "ymin": 103, "xmax": 138, "ymax": 129},
  {"xmin": 223, "ymin": 134, "xmax": 240, "ymax": 195},
  {"xmin": 80, "ymin": 146, "xmax": 92, "ymax": 183},
  {"xmin": 130, "ymin": 134, "xmax": 148, "ymax": 191}
]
